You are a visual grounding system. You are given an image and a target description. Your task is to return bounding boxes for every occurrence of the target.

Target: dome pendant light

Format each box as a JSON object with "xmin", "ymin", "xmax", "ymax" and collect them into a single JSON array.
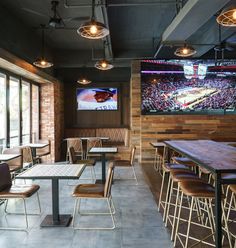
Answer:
[
  {"xmin": 77, "ymin": 65, "xmax": 92, "ymax": 84},
  {"xmin": 216, "ymin": 6, "xmax": 236, "ymax": 27},
  {"xmin": 33, "ymin": 25, "xmax": 53, "ymax": 68},
  {"xmin": 77, "ymin": 0, "xmax": 109, "ymax": 39},
  {"xmin": 95, "ymin": 41, "xmax": 114, "ymax": 70},
  {"xmin": 174, "ymin": 43, "xmax": 196, "ymax": 57}
]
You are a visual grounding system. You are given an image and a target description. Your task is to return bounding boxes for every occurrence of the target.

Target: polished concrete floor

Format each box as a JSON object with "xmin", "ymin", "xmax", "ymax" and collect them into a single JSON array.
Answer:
[{"xmin": 0, "ymin": 162, "xmax": 173, "ymax": 248}]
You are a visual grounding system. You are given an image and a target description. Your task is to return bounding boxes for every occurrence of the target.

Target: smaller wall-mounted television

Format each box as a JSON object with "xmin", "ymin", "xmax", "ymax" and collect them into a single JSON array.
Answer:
[
  {"xmin": 77, "ymin": 88, "xmax": 118, "ymax": 110},
  {"xmin": 141, "ymin": 59, "xmax": 236, "ymax": 115}
]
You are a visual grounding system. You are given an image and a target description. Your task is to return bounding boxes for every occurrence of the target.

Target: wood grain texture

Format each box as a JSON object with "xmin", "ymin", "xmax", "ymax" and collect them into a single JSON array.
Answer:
[
  {"xmin": 130, "ymin": 60, "xmax": 236, "ymax": 164},
  {"xmin": 165, "ymin": 140, "xmax": 236, "ymax": 172}
]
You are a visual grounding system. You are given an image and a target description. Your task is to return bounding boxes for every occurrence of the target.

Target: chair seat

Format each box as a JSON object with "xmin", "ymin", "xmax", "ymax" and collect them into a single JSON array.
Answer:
[
  {"xmin": 179, "ymin": 181, "xmax": 215, "ymax": 198},
  {"xmin": 36, "ymin": 151, "xmax": 50, "ymax": 157},
  {"xmin": 230, "ymin": 184, "xmax": 236, "ymax": 194},
  {"xmin": 163, "ymin": 163, "xmax": 190, "ymax": 172},
  {"xmin": 172, "ymin": 157, "xmax": 196, "ymax": 167},
  {"xmin": 221, "ymin": 173, "xmax": 236, "ymax": 180},
  {"xmin": 170, "ymin": 171, "xmax": 203, "ymax": 183},
  {"xmin": 76, "ymin": 159, "xmax": 96, "ymax": 166},
  {"xmin": 73, "ymin": 183, "xmax": 105, "ymax": 198},
  {"xmin": 9, "ymin": 165, "xmax": 22, "ymax": 172},
  {"xmin": 0, "ymin": 184, "xmax": 40, "ymax": 199},
  {"xmin": 113, "ymin": 160, "xmax": 131, "ymax": 167}
]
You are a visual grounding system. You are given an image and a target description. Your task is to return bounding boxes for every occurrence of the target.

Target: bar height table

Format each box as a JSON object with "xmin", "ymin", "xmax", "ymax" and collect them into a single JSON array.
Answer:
[
  {"xmin": 17, "ymin": 163, "xmax": 86, "ymax": 227},
  {"xmin": 89, "ymin": 147, "xmax": 117, "ymax": 183},
  {"xmin": 164, "ymin": 140, "xmax": 236, "ymax": 248}
]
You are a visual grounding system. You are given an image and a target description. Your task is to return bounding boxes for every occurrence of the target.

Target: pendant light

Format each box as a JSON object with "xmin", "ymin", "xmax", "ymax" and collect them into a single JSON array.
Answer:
[
  {"xmin": 94, "ymin": 41, "xmax": 114, "ymax": 70},
  {"xmin": 216, "ymin": 6, "xmax": 236, "ymax": 27},
  {"xmin": 77, "ymin": 65, "xmax": 91, "ymax": 84},
  {"xmin": 33, "ymin": 25, "xmax": 53, "ymax": 68},
  {"xmin": 174, "ymin": 44, "xmax": 196, "ymax": 57},
  {"xmin": 77, "ymin": 0, "xmax": 109, "ymax": 39}
]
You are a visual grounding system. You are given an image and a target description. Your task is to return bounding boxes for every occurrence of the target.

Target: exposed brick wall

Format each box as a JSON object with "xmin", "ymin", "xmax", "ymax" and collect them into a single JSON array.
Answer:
[{"xmin": 40, "ymin": 81, "xmax": 64, "ymax": 162}]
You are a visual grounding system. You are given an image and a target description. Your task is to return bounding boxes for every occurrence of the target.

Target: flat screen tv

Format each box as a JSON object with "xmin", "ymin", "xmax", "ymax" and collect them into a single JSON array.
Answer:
[
  {"xmin": 141, "ymin": 59, "xmax": 236, "ymax": 115},
  {"xmin": 77, "ymin": 88, "xmax": 118, "ymax": 110}
]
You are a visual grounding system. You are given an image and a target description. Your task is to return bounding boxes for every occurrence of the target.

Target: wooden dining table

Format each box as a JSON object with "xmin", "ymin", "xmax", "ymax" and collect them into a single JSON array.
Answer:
[{"xmin": 164, "ymin": 140, "xmax": 236, "ymax": 248}]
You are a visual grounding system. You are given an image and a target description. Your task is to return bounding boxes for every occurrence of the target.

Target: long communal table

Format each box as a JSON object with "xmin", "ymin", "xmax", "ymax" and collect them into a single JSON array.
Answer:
[{"xmin": 164, "ymin": 140, "xmax": 236, "ymax": 248}]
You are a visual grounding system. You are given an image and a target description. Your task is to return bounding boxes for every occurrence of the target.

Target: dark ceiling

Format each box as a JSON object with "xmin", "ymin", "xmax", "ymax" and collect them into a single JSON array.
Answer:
[{"xmin": 0, "ymin": 0, "xmax": 236, "ymax": 70}]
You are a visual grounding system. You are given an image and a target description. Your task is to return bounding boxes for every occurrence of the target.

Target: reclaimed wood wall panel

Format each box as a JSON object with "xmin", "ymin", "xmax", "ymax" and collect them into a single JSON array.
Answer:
[{"xmin": 130, "ymin": 61, "xmax": 236, "ymax": 164}]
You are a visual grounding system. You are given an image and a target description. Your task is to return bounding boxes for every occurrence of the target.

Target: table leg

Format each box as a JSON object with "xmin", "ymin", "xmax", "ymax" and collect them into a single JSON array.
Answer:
[
  {"xmin": 215, "ymin": 172, "xmax": 222, "ymax": 248},
  {"xmin": 40, "ymin": 178, "xmax": 72, "ymax": 227},
  {"xmin": 101, "ymin": 153, "xmax": 106, "ymax": 183}
]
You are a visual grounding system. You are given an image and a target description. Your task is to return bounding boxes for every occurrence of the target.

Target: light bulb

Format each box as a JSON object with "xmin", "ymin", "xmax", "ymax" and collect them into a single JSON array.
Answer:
[
  {"xmin": 90, "ymin": 25, "xmax": 98, "ymax": 34},
  {"xmin": 82, "ymin": 79, "xmax": 86, "ymax": 83},
  {"xmin": 41, "ymin": 60, "xmax": 46, "ymax": 66},
  {"xmin": 233, "ymin": 10, "xmax": 236, "ymax": 20},
  {"xmin": 101, "ymin": 61, "xmax": 107, "ymax": 68},
  {"xmin": 182, "ymin": 48, "xmax": 189, "ymax": 55}
]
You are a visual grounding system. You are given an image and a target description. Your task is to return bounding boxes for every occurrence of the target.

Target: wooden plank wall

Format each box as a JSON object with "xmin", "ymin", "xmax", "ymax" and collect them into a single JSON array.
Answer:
[{"xmin": 130, "ymin": 61, "xmax": 236, "ymax": 164}]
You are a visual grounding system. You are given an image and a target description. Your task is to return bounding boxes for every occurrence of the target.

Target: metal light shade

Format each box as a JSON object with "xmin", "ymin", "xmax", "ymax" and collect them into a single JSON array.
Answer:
[
  {"xmin": 94, "ymin": 59, "xmax": 114, "ymax": 70},
  {"xmin": 77, "ymin": 78, "xmax": 91, "ymax": 85},
  {"xmin": 216, "ymin": 7, "xmax": 236, "ymax": 27},
  {"xmin": 33, "ymin": 58, "xmax": 53, "ymax": 68},
  {"xmin": 77, "ymin": 20, "xmax": 109, "ymax": 39},
  {"xmin": 174, "ymin": 45, "xmax": 196, "ymax": 57}
]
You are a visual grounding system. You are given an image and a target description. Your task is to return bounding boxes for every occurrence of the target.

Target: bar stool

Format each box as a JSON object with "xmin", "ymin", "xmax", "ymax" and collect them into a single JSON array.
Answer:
[{"xmin": 174, "ymin": 180, "xmax": 232, "ymax": 248}]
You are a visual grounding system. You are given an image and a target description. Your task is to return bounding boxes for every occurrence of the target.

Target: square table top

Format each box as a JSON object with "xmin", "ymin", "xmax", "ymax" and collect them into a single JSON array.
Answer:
[
  {"xmin": 27, "ymin": 143, "xmax": 49, "ymax": 148},
  {"xmin": 89, "ymin": 147, "xmax": 118, "ymax": 154},
  {"xmin": 16, "ymin": 164, "xmax": 86, "ymax": 179},
  {"xmin": 0, "ymin": 154, "xmax": 21, "ymax": 161},
  {"xmin": 165, "ymin": 140, "xmax": 236, "ymax": 173}
]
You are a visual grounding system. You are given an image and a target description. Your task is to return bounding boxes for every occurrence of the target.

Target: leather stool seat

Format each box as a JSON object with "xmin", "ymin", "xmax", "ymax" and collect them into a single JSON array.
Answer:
[
  {"xmin": 178, "ymin": 181, "xmax": 216, "ymax": 197},
  {"xmin": 170, "ymin": 171, "xmax": 203, "ymax": 183},
  {"xmin": 163, "ymin": 163, "xmax": 190, "ymax": 172},
  {"xmin": 172, "ymin": 157, "xmax": 196, "ymax": 167},
  {"xmin": 73, "ymin": 183, "xmax": 104, "ymax": 198},
  {"xmin": 113, "ymin": 160, "xmax": 131, "ymax": 167},
  {"xmin": 221, "ymin": 173, "xmax": 236, "ymax": 180},
  {"xmin": 76, "ymin": 159, "xmax": 96, "ymax": 166}
]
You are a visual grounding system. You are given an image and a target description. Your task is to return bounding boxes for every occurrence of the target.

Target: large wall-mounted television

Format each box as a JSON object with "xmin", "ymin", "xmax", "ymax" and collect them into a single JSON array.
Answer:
[
  {"xmin": 141, "ymin": 59, "xmax": 236, "ymax": 115},
  {"xmin": 77, "ymin": 88, "xmax": 118, "ymax": 110}
]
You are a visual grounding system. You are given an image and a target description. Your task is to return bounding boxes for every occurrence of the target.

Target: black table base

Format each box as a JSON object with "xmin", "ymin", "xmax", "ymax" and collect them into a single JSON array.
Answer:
[{"xmin": 40, "ymin": 214, "xmax": 72, "ymax": 227}]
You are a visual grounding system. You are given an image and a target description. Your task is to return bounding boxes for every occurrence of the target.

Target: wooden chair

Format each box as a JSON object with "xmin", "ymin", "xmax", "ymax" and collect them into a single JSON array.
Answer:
[
  {"xmin": 66, "ymin": 138, "xmax": 84, "ymax": 161},
  {"xmin": 2, "ymin": 147, "xmax": 23, "ymax": 178},
  {"xmin": 22, "ymin": 146, "xmax": 39, "ymax": 169},
  {"xmin": 72, "ymin": 163, "xmax": 115, "ymax": 230},
  {"xmin": 86, "ymin": 138, "xmax": 102, "ymax": 160},
  {"xmin": 35, "ymin": 139, "xmax": 51, "ymax": 161},
  {"xmin": 0, "ymin": 163, "xmax": 41, "ymax": 230},
  {"xmin": 113, "ymin": 146, "xmax": 138, "ymax": 184},
  {"xmin": 68, "ymin": 146, "xmax": 96, "ymax": 182}
]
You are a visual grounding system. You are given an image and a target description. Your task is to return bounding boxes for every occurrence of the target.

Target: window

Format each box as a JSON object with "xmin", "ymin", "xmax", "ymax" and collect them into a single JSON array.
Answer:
[
  {"xmin": 22, "ymin": 81, "xmax": 30, "ymax": 144},
  {"xmin": 9, "ymin": 77, "xmax": 20, "ymax": 147},
  {"xmin": 0, "ymin": 74, "xmax": 6, "ymax": 153},
  {"xmin": 0, "ymin": 70, "xmax": 39, "ymax": 150}
]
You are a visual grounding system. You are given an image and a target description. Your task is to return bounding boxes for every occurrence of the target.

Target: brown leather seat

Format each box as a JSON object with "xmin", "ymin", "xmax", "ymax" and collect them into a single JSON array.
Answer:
[
  {"xmin": 221, "ymin": 173, "xmax": 236, "ymax": 180},
  {"xmin": 163, "ymin": 163, "xmax": 190, "ymax": 172},
  {"xmin": 73, "ymin": 183, "xmax": 104, "ymax": 198},
  {"xmin": 113, "ymin": 160, "xmax": 131, "ymax": 167},
  {"xmin": 170, "ymin": 171, "xmax": 203, "ymax": 183},
  {"xmin": 178, "ymin": 181, "xmax": 215, "ymax": 197},
  {"xmin": 0, "ymin": 184, "xmax": 40, "ymax": 198},
  {"xmin": 230, "ymin": 184, "xmax": 236, "ymax": 193},
  {"xmin": 172, "ymin": 157, "xmax": 196, "ymax": 167}
]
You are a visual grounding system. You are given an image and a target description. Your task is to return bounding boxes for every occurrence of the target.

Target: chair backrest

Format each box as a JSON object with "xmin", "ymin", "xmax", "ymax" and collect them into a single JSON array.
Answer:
[
  {"xmin": 2, "ymin": 147, "xmax": 23, "ymax": 169},
  {"xmin": 22, "ymin": 146, "xmax": 33, "ymax": 163},
  {"xmin": 104, "ymin": 163, "xmax": 114, "ymax": 197},
  {"xmin": 87, "ymin": 138, "xmax": 102, "ymax": 152},
  {"xmin": 67, "ymin": 138, "xmax": 83, "ymax": 158},
  {"xmin": 0, "ymin": 163, "xmax": 12, "ymax": 191},
  {"xmin": 68, "ymin": 146, "xmax": 77, "ymax": 164},
  {"xmin": 36, "ymin": 139, "xmax": 51, "ymax": 155},
  {"xmin": 130, "ymin": 146, "xmax": 136, "ymax": 166}
]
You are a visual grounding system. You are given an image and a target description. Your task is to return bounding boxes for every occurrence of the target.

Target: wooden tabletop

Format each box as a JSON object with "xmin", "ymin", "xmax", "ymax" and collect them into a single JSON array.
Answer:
[
  {"xmin": 165, "ymin": 140, "xmax": 236, "ymax": 173},
  {"xmin": 0, "ymin": 154, "xmax": 21, "ymax": 161},
  {"xmin": 17, "ymin": 164, "xmax": 86, "ymax": 179},
  {"xmin": 89, "ymin": 147, "xmax": 118, "ymax": 154},
  {"xmin": 150, "ymin": 142, "xmax": 166, "ymax": 148}
]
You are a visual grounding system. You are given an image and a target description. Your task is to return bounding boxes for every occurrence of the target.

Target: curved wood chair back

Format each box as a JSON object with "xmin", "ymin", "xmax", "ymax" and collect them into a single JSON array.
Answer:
[
  {"xmin": 104, "ymin": 163, "xmax": 114, "ymax": 197},
  {"xmin": 67, "ymin": 138, "xmax": 83, "ymax": 158},
  {"xmin": 68, "ymin": 146, "xmax": 77, "ymax": 164},
  {"xmin": 22, "ymin": 146, "xmax": 33, "ymax": 163}
]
